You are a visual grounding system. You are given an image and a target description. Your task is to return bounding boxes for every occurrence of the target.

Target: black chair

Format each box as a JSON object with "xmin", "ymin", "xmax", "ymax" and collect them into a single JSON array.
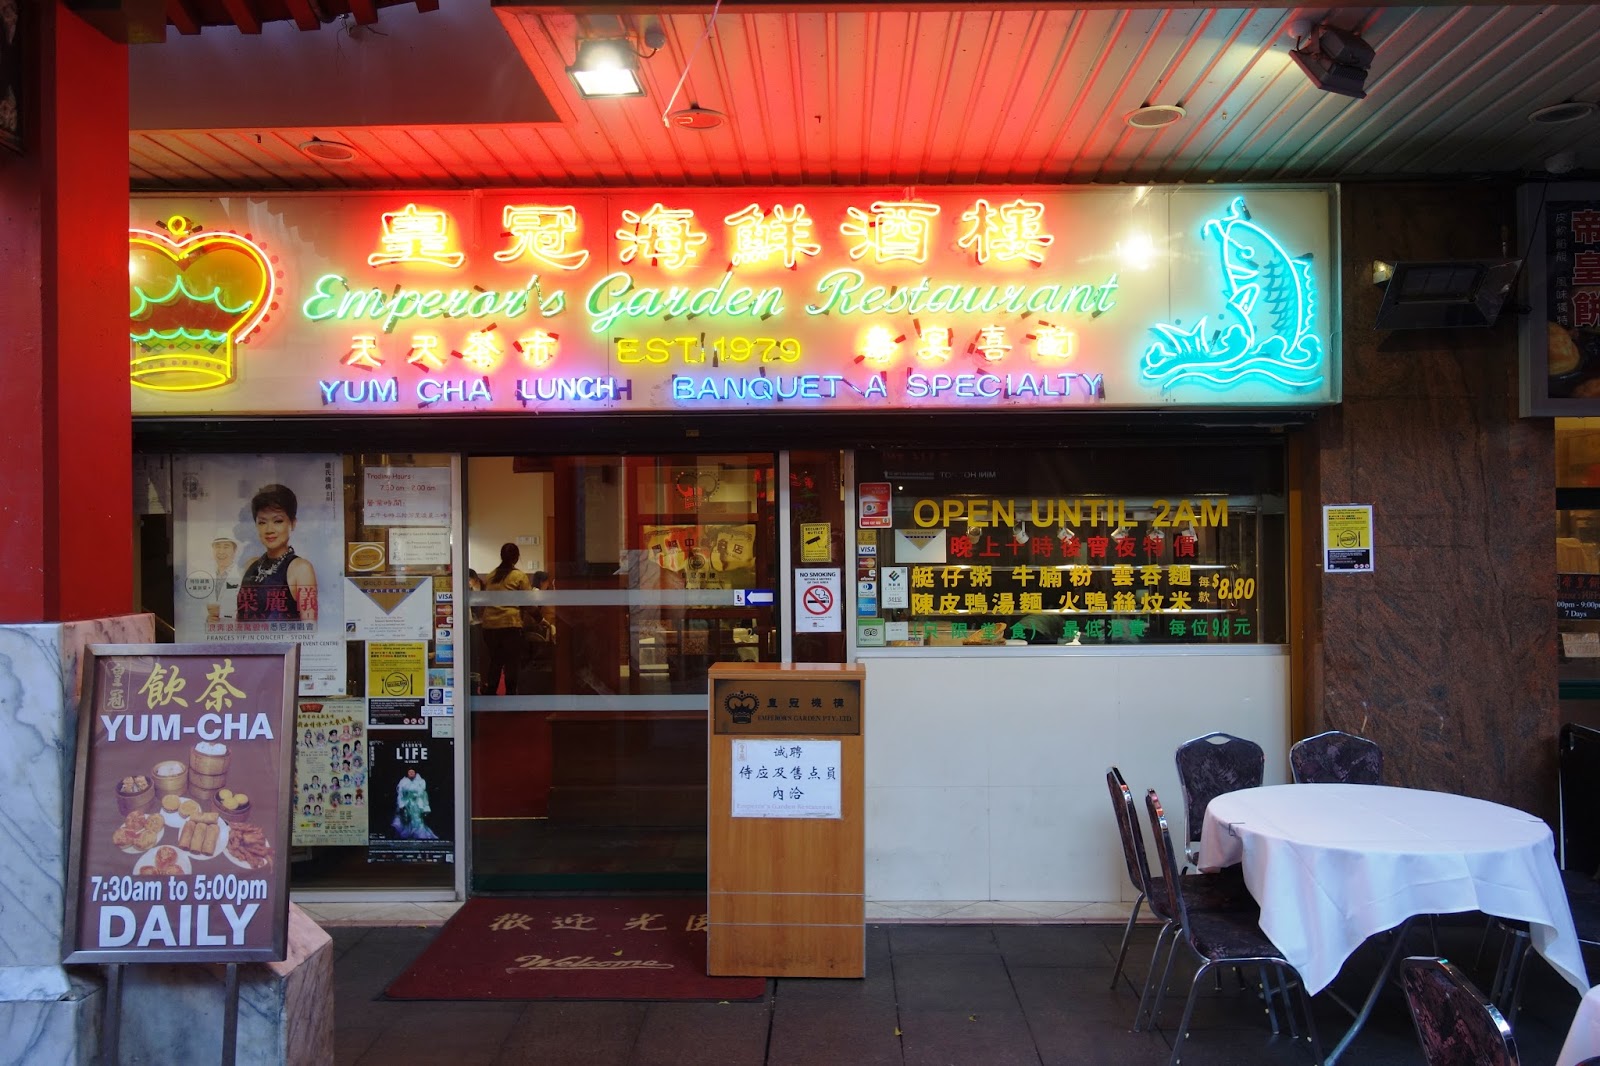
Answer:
[
  {"xmin": 1561, "ymin": 723, "xmax": 1600, "ymax": 875},
  {"xmin": 1104, "ymin": 767, "xmax": 1252, "ymax": 1025},
  {"xmin": 1489, "ymin": 869, "xmax": 1600, "ymax": 1025},
  {"xmin": 1401, "ymin": 957, "xmax": 1518, "ymax": 1066},
  {"xmin": 1289, "ymin": 730, "xmax": 1383, "ymax": 785},
  {"xmin": 1144, "ymin": 787, "xmax": 1322, "ymax": 1065},
  {"xmin": 1175, "ymin": 731, "xmax": 1264, "ymax": 865}
]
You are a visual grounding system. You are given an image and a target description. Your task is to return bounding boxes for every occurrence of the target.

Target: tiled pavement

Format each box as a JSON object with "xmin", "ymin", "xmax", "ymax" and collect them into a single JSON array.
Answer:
[{"xmin": 332, "ymin": 918, "xmax": 1585, "ymax": 1065}]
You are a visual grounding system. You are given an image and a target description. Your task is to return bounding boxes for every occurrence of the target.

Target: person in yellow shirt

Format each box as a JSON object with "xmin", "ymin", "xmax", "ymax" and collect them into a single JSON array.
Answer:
[{"xmin": 479, "ymin": 543, "xmax": 531, "ymax": 695}]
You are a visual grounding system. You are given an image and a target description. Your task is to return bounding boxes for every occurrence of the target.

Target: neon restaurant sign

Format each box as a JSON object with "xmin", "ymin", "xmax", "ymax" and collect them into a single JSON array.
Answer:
[{"xmin": 127, "ymin": 187, "xmax": 1339, "ymax": 416}]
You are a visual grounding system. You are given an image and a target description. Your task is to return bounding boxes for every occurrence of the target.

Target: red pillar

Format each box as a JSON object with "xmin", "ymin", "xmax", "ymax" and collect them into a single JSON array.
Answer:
[{"xmin": 0, "ymin": 1, "xmax": 131, "ymax": 622}]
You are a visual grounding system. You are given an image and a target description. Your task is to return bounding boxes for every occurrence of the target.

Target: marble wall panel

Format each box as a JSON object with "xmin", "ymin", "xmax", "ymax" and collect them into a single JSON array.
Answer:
[{"xmin": 1304, "ymin": 184, "xmax": 1556, "ymax": 816}]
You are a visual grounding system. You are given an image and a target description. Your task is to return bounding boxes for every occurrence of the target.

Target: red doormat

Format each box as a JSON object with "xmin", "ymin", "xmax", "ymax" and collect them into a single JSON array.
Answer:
[{"xmin": 383, "ymin": 897, "xmax": 767, "ymax": 1001}]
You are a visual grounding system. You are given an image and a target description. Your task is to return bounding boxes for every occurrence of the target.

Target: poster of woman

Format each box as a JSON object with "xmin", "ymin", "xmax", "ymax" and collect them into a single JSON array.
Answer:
[
  {"xmin": 173, "ymin": 454, "xmax": 347, "ymax": 695},
  {"xmin": 367, "ymin": 733, "xmax": 454, "ymax": 864}
]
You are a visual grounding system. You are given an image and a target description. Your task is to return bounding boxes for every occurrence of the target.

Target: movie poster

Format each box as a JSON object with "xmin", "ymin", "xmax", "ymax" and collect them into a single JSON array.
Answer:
[
  {"xmin": 367, "ymin": 733, "xmax": 454, "ymax": 864},
  {"xmin": 291, "ymin": 699, "xmax": 367, "ymax": 846},
  {"xmin": 172, "ymin": 454, "xmax": 347, "ymax": 695}
]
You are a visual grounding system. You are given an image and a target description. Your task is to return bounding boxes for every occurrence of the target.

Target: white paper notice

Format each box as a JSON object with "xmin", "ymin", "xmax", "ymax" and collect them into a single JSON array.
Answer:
[
  {"xmin": 388, "ymin": 527, "xmax": 452, "ymax": 566},
  {"xmin": 344, "ymin": 577, "xmax": 434, "ymax": 641},
  {"xmin": 793, "ymin": 567, "xmax": 842, "ymax": 633},
  {"xmin": 363, "ymin": 467, "xmax": 452, "ymax": 526},
  {"xmin": 894, "ymin": 529, "xmax": 948, "ymax": 564},
  {"xmin": 881, "ymin": 566, "xmax": 909, "ymax": 609},
  {"xmin": 731, "ymin": 739, "xmax": 842, "ymax": 819}
]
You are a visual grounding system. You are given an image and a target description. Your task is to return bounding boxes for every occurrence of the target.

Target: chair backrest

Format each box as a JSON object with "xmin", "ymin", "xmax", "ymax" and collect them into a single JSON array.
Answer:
[
  {"xmin": 1106, "ymin": 767, "xmax": 1154, "ymax": 900},
  {"xmin": 1290, "ymin": 730, "xmax": 1383, "ymax": 785},
  {"xmin": 1175, "ymin": 732, "xmax": 1265, "ymax": 845},
  {"xmin": 1143, "ymin": 788, "xmax": 1190, "ymax": 934},
  {"xmin": 1400, "ymin": 957, "xmax": 1519, "ymax": 1066}
]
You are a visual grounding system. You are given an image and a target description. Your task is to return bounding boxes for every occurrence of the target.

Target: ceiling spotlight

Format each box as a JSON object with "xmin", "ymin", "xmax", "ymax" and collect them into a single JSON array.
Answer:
[
  {"xmin": 1125, "ymin": 104, "xmax": 1186, "ymax": 130},
  {"xmin": 568, "ymin": 38, "xmax": 645, "ymax": 99},
  {"xmin": 1289, "ymin": 25, "xmax": 1375, "ymax": 100},
  {"xmin": 1529, "ymin": 101, "xmax": 1598, "ymax": 126},
  {"xmin": 297, "ymin": 137, "xmax": 358, "ymax": 163}
]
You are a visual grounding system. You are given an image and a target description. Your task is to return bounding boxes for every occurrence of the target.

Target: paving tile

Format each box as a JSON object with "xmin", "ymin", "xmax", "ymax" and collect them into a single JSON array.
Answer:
[
  {"xmin": 1008, "ymin": 963, "xmax": 1147, "ymax": 1025},
  {"xmin": 1023, "ymin": 1010, "xmax": 1171, "ymax": 1066},
  {"xmin": 630, "ymin": 1001, "xmax": 772, "ymax": 1066},
  {"xmin": 492, "ymin": 1001, "xmax": 647, "ymax": 1066},
  {"xmin": 352, "ymin": 1008, "xmax": 520, "ymax": 1066},
  {"xmin": 336, "ymin": 1025, "xmax": 382, "ymax": 1066},
  {"xmin": 897, "ymin": 1008, "xmax": 1040, "ymax": 1066},
  {"xmin": 888, "ymin": 924, "xmax": 999, "ymax": 955},
  {"xmin": 994, "ymin": 924, "xmax": 1117, "ymax": 969},
  {"xmin": 892, "ymin": 953, "xmax": 1021, "ymax": 1014},
  {"xmin": 766, "ymin": 1000, "xmax": 904, "ymax": 1066}
]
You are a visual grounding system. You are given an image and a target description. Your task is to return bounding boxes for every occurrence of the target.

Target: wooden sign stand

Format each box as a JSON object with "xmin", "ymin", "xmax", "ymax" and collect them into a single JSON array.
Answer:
[{"xmin": 707, "ymin": 662, "xmax": 865, "ymax": 978}]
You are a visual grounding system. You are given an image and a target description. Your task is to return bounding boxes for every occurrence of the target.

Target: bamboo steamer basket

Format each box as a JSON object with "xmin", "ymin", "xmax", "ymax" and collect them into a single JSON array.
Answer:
[
  {"xmin": 218, "ymin": 798, "xmax": 253, "ymax": 825},
  {"xmin": 189, "ymin": 767, "xmax": 228, "ymax": 790},
  {"xmin": 190, "ymin": 784, "xmax": 219, "ymax": 810},
  {"xmin": 116, "ymin": 780, "xmax": 155, "ymax": 816},
  {"xmin": 189, "ymin": 744, "xmax": 231, "ymax": 777},
  {"xmin": 152, "ymin": 761, "xmax": 188, "ymax": 799}
]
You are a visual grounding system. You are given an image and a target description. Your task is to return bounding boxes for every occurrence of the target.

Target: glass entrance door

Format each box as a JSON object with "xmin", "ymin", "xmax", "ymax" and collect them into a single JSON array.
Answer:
[{"xmin": 466, "ymin": 452, "xmax": 778, "ymax": 891}]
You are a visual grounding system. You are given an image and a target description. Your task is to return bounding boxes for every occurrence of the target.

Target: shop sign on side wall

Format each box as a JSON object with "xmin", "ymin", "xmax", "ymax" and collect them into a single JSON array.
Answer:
[{"xmin": 1520, "ymin": 183, "xmax": 1600, "ymax": 415}]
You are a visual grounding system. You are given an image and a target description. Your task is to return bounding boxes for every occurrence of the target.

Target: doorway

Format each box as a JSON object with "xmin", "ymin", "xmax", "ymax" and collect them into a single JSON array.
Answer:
[{"xmin": 466, "ymin": 453, "xmax": 779, "ymax": 891}]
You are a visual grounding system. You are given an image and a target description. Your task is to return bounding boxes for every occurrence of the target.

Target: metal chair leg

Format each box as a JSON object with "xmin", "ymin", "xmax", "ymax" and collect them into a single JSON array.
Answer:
[
  {"xmin": 1147, "ymin": 923, "xmax": 1185, "ymax": 1031},
  {"xmin": 1260, "ymin": 966, "xmax": 1281, "ymax": 1035},
  {"xmin": 1297, "ymin": 969, "xmax": 1325, "ymax": 1065},
  {"xmin": 1134, "ymin": 921, "xmax": 1175, "ymax": 1031},
  {"xmin": 1111, "ymin": 893, "xmax": 1146, "ymax": 989},
  {"xmin": 1505, "ymin": 935, "xmax": 1533, "ymax": 1029},
  {"xmin": 1166, "ymin": 962, "xmax": 1214, "ymax": 1066},
  {"xmin": 1278, "ymin": 969, "xmax": 1300, "ymax": 1041}
]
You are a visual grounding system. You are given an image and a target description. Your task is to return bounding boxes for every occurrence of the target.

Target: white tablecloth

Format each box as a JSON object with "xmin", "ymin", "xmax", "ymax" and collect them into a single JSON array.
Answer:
[
  {"xmin": 1197, "ymin": 783, "xmax": 1589, "ymax": 996},
  {"xmin": 1558, "ymin": 982, "xmax": 1600, "ymax": 1066}
]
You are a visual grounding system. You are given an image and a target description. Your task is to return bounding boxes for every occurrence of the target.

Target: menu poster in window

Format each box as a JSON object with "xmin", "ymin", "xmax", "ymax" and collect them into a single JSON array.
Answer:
[
  {"xmin": 367, "ymin": 733, "xmax": 454, "ymax": 864},
  {"xmin": 65, "ymin": 644, "xmax": 296, "ymax": 964},
  {"xmin": 366, "ymin": 641, "xmax": 428, "ymax": 727},
  {"xmin": 291, "ymin": 699, "xmax": 368, "ymax": 846},
  {"xmin": 363, "ymin": 467, "xmax": 452, "ymax": 526},
  {"xmin": 171, "ymin": 454, "xmax": 347, "ymax": 695},
  {"xmin": 1520, "ymin": 186, "xmax": 1600, "ymax": 414}
]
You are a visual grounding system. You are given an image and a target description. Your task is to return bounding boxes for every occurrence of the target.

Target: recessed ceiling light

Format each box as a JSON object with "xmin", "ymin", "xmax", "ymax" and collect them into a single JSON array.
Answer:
[
  {"xmin": 298, "ymin": 137, "xmax": 359, "ymax": 163},
  {"xmin": 1125, "ymin": 104, "xmax": 1186, "ymax": 130},
  {"xmin": 669, "ymin": 105, "xmax": 726, "ymax": 131},
  {"xmin": 1530, "ymin": 101, "xmax": 1598, "ymax": 125}
]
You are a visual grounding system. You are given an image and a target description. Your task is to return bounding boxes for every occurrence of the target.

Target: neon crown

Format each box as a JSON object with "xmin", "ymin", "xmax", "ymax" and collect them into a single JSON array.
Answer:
[{"xmin": 129, "ymin": 216, "xmax": 277, "ymax": 392}]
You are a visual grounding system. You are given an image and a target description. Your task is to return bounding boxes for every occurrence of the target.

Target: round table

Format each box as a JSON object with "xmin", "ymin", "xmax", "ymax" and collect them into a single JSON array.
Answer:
[
  {"xmin": 1559, "ymin": 982, "xmax": 1600, "ymax": 1066},
  {"xmin": 1197, "ymin": 783, "xmax": 1588, "ymax": 998}
]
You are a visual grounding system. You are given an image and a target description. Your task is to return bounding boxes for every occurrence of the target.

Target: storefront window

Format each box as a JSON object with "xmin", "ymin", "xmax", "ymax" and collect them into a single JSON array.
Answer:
[
  {"xmin": 855, "ymin": 445, "xmax": 1286, "ymax": 647},
  {"xmin": 1558, "ymin": 420, "xmax": 1600, "ymax": 683},
  {"xmin": 134, "ymin": 452, "xmax": 459, "ymax": 890}
]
